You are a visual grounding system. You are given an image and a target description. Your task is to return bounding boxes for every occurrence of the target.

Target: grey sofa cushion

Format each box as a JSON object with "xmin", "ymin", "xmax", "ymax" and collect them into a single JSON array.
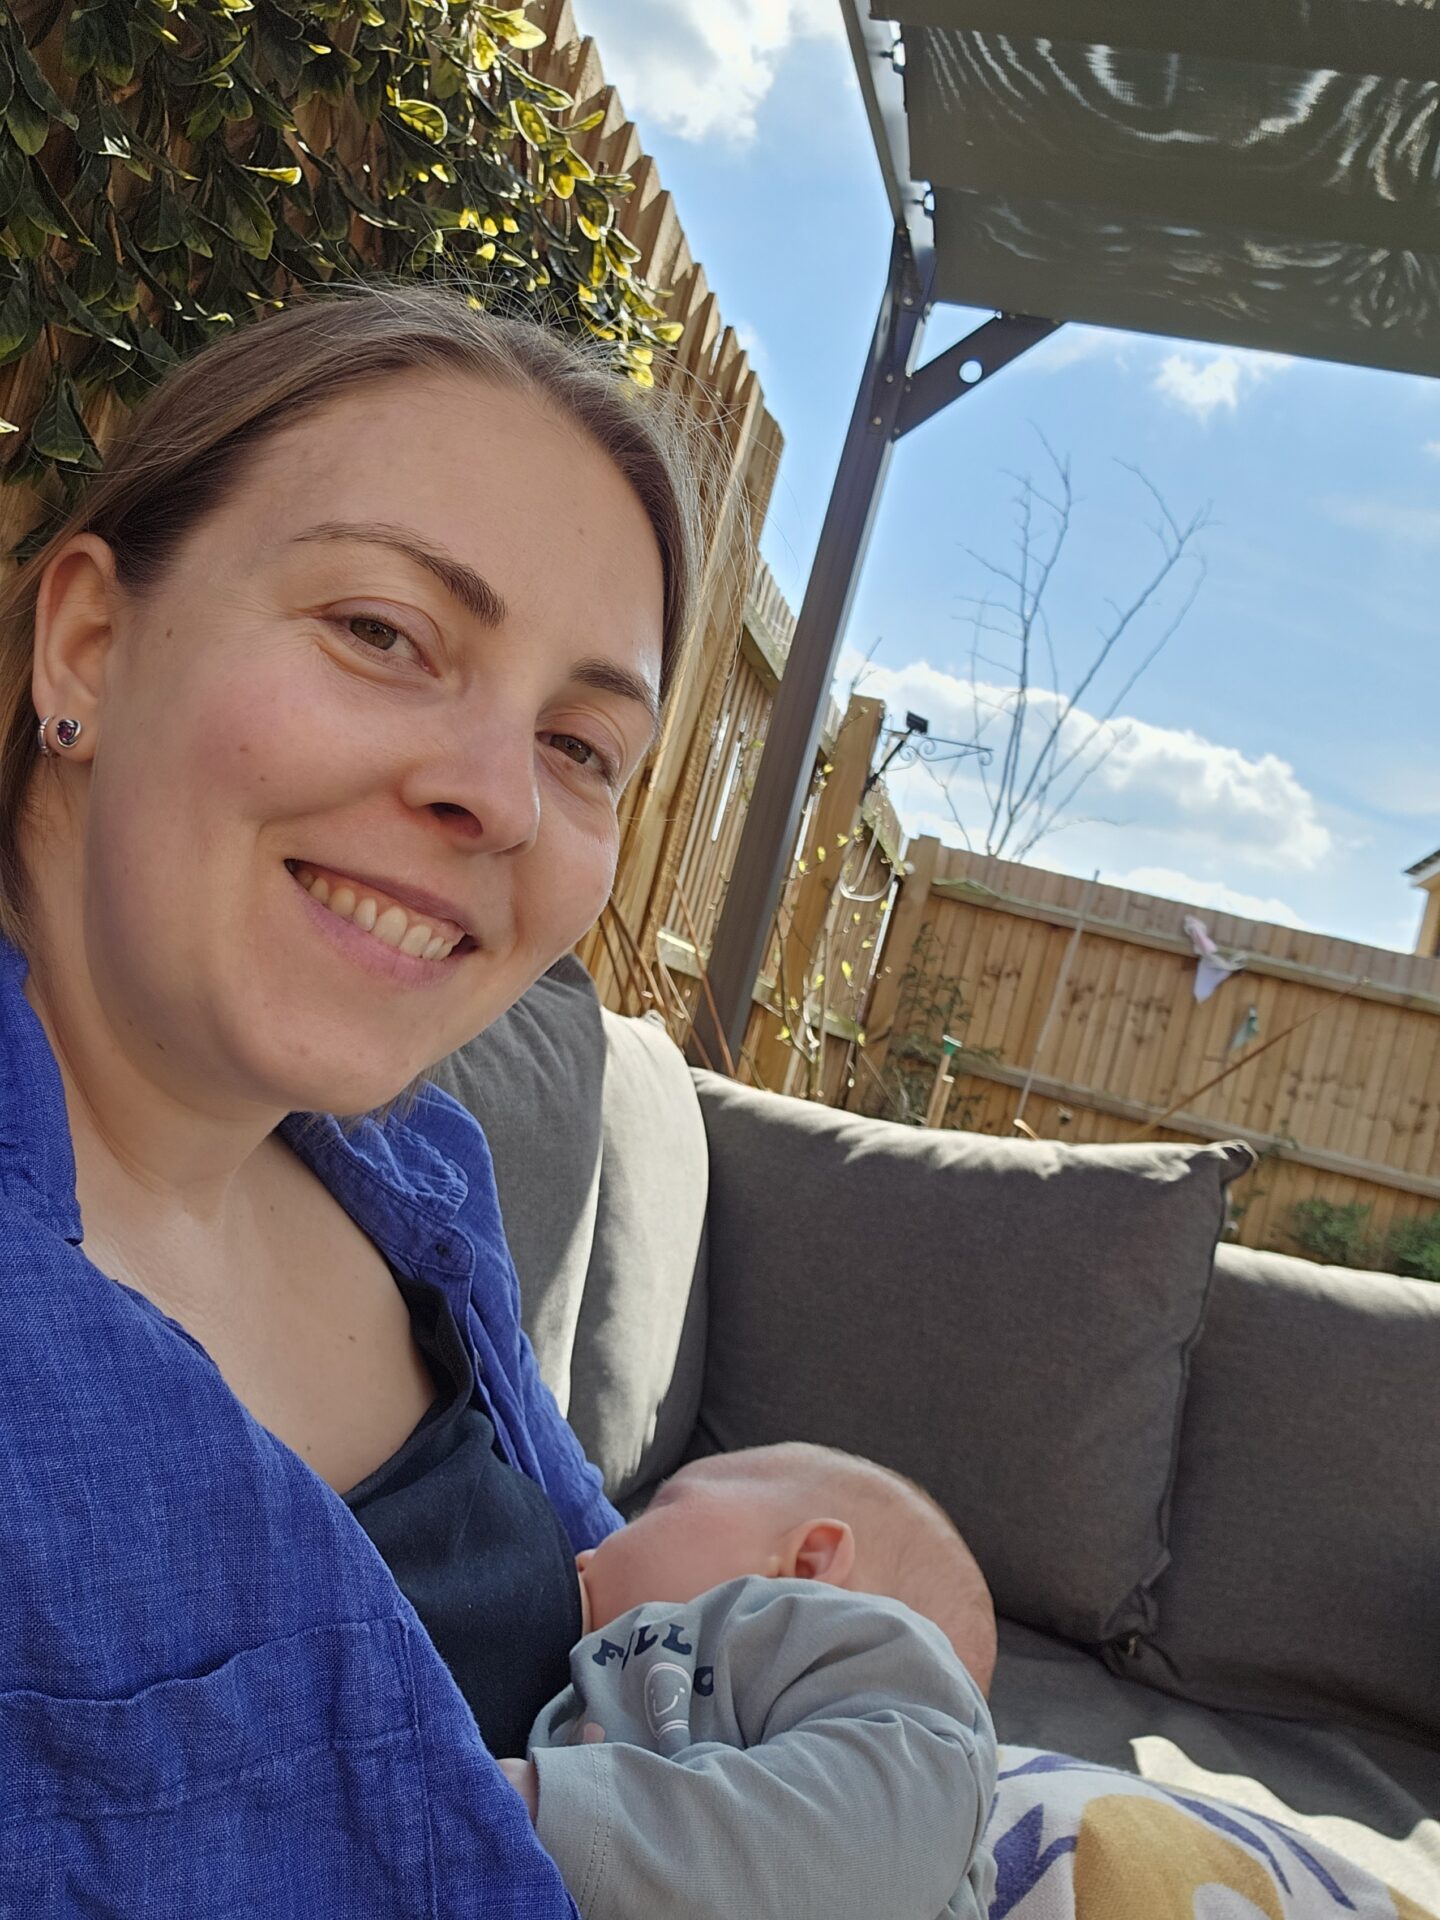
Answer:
[
  {"xmin": 692, "ymin": 1073, "xmax": 1252, "ymax": 1646},
  {"xmin": 432, "ymin": 963, "xmax": 708, "ymax": 1506},
  {"xmin": 429, "ymin": 955, "xmax": 604, "ymax": 1413},
  {"xmin": 1126, "ymin": 1243, "xmax": 1440, "ymax": 1746},
  {"xmin": 991, "ymin": 1619, "xmax": 1440, "ymax": 1908},
  {"xmin": 570, "ymin": 1008, "xmax": 709, "ymax": 1508}
]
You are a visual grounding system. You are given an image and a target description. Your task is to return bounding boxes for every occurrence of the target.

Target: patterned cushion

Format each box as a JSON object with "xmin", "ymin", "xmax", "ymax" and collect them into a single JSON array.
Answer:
[{"xmin": 987, "ymin": 1749, "xmax": 1437, "ymax": 1918}]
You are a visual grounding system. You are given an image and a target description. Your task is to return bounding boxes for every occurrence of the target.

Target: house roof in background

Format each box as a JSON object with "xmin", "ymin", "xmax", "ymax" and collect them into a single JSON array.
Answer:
[
  {"xmin": 1407, "ymin": 848, "xmax": 1440, "ymax": 885},
  {"xmin": 871, "ymin": 0, "xmax": 1440, "ymax": 376}
]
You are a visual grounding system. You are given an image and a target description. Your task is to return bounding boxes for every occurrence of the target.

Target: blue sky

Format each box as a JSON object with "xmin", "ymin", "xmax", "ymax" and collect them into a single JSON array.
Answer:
[{"xmin": 570, "ymin": 2, "xmax": 1438, "ymax": 955}]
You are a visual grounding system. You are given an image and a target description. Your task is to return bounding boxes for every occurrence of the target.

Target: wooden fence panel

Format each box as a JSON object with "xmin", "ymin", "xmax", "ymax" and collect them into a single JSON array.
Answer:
[
  {"xmin": 859, "ymin": 843, "xmax": 1440, "ymax": 1258},
  {"xmin": 634, "ymin": 556, "xmax": 909, "ymax": 1093},
  {"xmin": 517, "ymin": 6, "xmax": 793, "ymax": 1008}
]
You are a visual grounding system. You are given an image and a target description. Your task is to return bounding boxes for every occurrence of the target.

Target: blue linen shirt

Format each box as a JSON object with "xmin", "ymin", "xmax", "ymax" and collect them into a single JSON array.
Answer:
[{"xmin": 0, "ymin": 932, "xmax": 623, "ymax": 1917}]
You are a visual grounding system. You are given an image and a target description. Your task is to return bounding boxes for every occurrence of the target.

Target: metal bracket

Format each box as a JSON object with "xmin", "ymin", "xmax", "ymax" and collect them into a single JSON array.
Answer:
[
  {"xmin": 863, "ymin": 722, "xmax": 994, "ymax": 796},
  {"xmin": 896, "ymin": 313, "xmax": 1062, "ymax": 441}
]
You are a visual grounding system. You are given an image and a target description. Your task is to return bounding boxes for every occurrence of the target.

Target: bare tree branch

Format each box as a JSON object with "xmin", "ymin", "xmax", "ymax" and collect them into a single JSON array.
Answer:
[
  {"xmin": 1000, "ymin": 484, "xmax": 1208, "ymax": 848},
  {"xmin": 941, "ymin": 450, "xmax": 1210, "ymax": 862},
  {"xmin": 918, "ymin": 759, "xmax": 976, "ymax": 853}
]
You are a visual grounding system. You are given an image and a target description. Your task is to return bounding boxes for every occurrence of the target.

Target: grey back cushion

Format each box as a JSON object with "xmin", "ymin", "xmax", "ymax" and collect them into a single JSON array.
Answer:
[
  {"xmin": 1126, "ymin": 1243, "xmax": 1440, "ymax": 1744},
  {"xmin": 692, "ymin": 1072, "xmax": 1252, "ymax": 1647},
  {"xmin": 430, "ymin": 956, "xmax": 604, "ymax": 1414},
  {"xmin": 431, "ymin": 959, "xmax": 708, "ymax": 1507}
]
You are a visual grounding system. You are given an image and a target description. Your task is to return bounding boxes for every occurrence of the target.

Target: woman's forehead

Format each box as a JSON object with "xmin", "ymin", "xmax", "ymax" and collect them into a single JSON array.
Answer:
[
  {"xmin": 195, "ymin": 376, "xmax": 665, "ymax": 643},
  {"xmin": 245, "ymin": 376, "xmax": 623, "ymax": 524}
]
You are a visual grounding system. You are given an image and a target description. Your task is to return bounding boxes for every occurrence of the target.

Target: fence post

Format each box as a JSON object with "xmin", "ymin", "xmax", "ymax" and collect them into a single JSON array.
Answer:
[
  {"xmin": 749, "ymin": 695, "xmax": 886, "ymax": 1091},
  {"xmin": 861, "ymin": 834, "xmax": 942, "ymax": 1084}
]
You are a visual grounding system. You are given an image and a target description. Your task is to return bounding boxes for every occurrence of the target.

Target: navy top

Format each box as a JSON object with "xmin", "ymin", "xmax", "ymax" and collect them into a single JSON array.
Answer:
[
  {"xmin": 0, "ymin": 931, "xmax": 623, "ymax": 1918},
  {"xmin": 347, "ymin": 1272, "xmax": 583, "ymax": 1759}
]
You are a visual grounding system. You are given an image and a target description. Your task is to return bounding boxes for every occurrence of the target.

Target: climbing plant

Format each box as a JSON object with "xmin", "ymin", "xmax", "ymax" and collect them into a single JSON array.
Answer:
[
  {"xmin": 865, "ymin": 918, "xmax": 992, "ymax": 1128},
  {"xmin": 0, "ymin": 0, "xmax": 682, "ymax": 546}
]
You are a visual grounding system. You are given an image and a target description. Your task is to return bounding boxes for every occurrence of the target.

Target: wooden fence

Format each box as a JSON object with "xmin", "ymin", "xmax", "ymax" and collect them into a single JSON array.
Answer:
[
  {"xmin": 519, "ymin": 3, "xmax": 790, "ymax": 1011},
  {"xmin": 617, "ymin": 557, "xmax": 909, "ymax": 1096},
  {"xmin": 854, "ymin": 842, "xmax": 1440, "ymax": 1255}
]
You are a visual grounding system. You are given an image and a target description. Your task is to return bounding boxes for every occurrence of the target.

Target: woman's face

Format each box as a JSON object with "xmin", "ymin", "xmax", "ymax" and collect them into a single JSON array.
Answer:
[{"xmin": 39, "ymin": 371, "xmax": 666, "ymax": 1117}]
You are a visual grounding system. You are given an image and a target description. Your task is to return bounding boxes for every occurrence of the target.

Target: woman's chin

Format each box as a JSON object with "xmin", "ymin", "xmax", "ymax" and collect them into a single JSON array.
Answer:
[
  {"xmin": 250, "ymin": 1043, "xmax": 438, "ymax": 1124},
  {"xmin": 316, "ymin": 1072, "xmax": 432, "ymax": 1122}
]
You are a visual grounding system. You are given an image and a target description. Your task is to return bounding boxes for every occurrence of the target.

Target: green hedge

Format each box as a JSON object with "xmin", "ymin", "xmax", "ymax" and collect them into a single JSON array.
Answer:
[{"xmin": 0, "ymin": 0, "xmax": 681, "ymax": 545}]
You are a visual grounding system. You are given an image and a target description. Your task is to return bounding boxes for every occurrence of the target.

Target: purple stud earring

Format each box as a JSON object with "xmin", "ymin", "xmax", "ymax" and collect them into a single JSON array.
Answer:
[{"xmin": 37, "ymin": 715, "xmax": 84, "ymax": 757}]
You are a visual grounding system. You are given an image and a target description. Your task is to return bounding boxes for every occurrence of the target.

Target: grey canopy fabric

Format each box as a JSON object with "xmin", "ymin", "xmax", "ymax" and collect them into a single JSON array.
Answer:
[{"xmin": 881, "ymin": 0, "xmax": 1440, "ymax": 375}]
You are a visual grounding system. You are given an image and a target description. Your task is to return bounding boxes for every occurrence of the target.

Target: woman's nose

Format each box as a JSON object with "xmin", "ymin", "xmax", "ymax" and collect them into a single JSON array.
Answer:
[{"xmin": 400, "ymin": 716, "xmax": 542, "ymax": 853}]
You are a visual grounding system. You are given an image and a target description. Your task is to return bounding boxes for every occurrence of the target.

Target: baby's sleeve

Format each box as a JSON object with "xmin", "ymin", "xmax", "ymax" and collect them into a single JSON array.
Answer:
[{"xmin": 529, "ymin": 1578, "xmax": 996, "ymax": 1920}]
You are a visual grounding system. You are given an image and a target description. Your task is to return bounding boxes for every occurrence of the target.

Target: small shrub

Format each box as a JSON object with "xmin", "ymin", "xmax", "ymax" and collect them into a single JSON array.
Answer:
[
  {"xmin": 1385, "ymin": 1210, "xmax": 1440, "ymax": 1284},
  {"xmin": 1287, "ymin": 1196, "xmax": 1440, "ymax": 1281},
  {"xmin": 1286, "ymin": 1198, "xmax": 1383, "ymax": 1270}
]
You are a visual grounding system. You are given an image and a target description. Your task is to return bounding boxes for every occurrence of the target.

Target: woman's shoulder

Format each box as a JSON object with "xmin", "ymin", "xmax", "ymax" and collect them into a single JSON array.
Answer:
[
  {"xmin": 281, "ymin": 1081, "xmax": 507, "ymax": 1265},
  {"xmin": 404, "ymin": 1076, "xmax": 498, "ymax": 1174}
]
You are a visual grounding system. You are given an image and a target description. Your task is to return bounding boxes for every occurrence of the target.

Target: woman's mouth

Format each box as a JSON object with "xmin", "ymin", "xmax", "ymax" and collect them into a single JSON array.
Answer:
[{"xmin": 285, "ymin": 860, "xmax": 475, "ymax": 965}]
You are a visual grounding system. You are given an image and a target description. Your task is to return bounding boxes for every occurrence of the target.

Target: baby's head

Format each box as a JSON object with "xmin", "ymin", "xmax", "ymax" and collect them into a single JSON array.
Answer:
[{"xmin": 576, "ymin": 1442, "xmax": 996, "ymax": 1694}]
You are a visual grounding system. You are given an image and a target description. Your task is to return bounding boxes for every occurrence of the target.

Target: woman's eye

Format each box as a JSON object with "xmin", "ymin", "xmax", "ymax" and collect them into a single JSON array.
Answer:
[
  {"xmin": 344, "ymin": 613, "xmax": 408, "ymax": 654},
  {"xmin": 546, "ymin": 732, "xmax": 618, "ymax": 784}
]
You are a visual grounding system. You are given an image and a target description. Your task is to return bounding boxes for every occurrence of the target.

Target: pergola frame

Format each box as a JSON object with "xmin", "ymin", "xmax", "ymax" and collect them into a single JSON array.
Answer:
[
  {"xmin": 690, "ymin": 0, "xmax": 1436, "ymax": 1071},
  {"xmin": 690, "ymin": 0, "xmax": 1059, "ymax": 1068}
]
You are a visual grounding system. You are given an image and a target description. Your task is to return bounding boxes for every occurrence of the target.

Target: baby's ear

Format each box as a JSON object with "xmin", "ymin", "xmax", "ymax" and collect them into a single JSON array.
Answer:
[{"xmin": 787, "ymin": 1519, "xmax": 856, "ymax": 1586}]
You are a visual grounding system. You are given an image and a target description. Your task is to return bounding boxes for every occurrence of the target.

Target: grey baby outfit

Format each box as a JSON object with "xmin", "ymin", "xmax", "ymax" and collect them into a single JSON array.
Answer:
[{"xmin": 526, "ymin": 1575, "xmax": 998, "ymax": 1920}]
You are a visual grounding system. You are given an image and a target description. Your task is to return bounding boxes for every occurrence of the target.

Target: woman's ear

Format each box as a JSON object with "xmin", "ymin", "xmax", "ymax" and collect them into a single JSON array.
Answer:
[
  {"xmin": 30, "ymin": 534, "xmax": 122, "ymax": 758},
  {"xmin": 783, "ymin": 1519, "xmax": 856, "ymax": 1587}
]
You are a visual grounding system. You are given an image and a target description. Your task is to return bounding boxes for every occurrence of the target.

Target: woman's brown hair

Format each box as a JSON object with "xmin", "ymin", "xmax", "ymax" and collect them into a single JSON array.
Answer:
[{"xmin": 0, "ymin": 281, "xmax": 712, "ymax": 957}]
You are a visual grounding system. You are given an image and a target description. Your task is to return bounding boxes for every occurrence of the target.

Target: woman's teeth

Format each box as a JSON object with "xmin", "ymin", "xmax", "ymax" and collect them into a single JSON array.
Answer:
[{"xmin": 291, "ymin": 864, "xmax": 461, "ymax": 962}]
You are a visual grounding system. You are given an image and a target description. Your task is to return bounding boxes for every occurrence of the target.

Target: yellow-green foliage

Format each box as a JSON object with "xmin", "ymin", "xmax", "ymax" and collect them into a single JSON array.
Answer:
[{"xmin": 0, "ymin": 0, "xmax": 681, "ymax": 539}]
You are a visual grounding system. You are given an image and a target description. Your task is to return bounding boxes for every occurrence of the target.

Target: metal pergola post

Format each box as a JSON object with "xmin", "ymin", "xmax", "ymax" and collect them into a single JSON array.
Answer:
[
  {"xmin": 686, "ymin": 227, "xmax": 932, "ymax": 1072},
  {"xmin": 686, "ymin": 286, "xmax": 1057, "ymax": 1073}
]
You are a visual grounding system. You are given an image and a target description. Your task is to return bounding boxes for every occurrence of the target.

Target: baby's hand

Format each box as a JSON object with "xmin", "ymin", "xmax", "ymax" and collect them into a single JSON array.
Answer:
[{"xmin": 498, "ymin": 1756, "xmax": 539, "ymax": 1824}]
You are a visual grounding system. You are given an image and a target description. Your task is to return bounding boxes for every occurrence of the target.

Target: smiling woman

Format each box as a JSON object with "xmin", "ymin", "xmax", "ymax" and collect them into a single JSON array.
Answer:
[{"xmin": 0, "ymin": 285, "xmax": 713, "ymax": 1918}]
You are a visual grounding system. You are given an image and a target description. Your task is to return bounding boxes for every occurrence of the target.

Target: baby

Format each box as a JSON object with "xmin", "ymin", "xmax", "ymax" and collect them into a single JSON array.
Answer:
[{"xmin": 500, "ymin": 1441, "xmax": 998, "ymax": 1920}]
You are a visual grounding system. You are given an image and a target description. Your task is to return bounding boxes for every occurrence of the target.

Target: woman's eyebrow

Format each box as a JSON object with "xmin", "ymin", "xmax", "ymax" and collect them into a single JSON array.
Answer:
[
  {"xmin": 290, "ymin": 520, "xmax": 661, "ymax": 744},
  {"xmin": 290, "ymin": 520, "xmax": 507, "ymax": 627},
  {"xmin": 570, "ymin": 657, "xmax": 662, "ymax": 749}
]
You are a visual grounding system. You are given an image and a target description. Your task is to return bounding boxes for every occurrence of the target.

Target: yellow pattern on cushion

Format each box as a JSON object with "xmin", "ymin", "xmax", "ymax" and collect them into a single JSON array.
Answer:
[
  {"xmin": 1074, "ymin": 1796, "xmax": 1284, "ymax": 1920},
  {"xmin": 1389, "ymin": 1892, "xmax": 1439, "ymax": 1919}
]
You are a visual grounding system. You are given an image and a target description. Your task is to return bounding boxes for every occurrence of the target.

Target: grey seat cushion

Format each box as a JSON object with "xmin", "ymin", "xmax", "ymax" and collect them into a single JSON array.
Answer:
[
  {"xmin": 1126, "ymin": 1243, "xmax": 1440, "ymax": 1747},
  {"xmin": 992, "ymin": 1618, "xmax": 1440, "ymax": 1909},
  {"xmin": 692, "ymin": 1072, "xmax": 1252, "ymax": 1647},
  {"xmin": 432, "ymin": 960, "xmax": 708, "ymax": 1506}
]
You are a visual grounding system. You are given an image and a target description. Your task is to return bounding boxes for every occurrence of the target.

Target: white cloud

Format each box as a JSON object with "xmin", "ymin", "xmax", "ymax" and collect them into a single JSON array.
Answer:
[
  {"xmin": 569, "ymin": 0, "xmax": 843, "ymax": 144},
  {"xmin": 1424, "ymin": 440, "xmax": 1440, "ymax": 458},
  {"xmin": 1026, "ymin": 325, "xmax": 1129, "ymax": 374},
  {"xmin": 1020, "ymin": 330, "xmax": 1293, "ymax": 420},
  {"xmin": 1153, "ymin": 346, "xmax": 1292, "ymax": 421},
  {"xmin": 1325, "ymin": 498, "xmax": 1440, "ymax": 545},
  {"xmin": 1107, "ymin": 867, "xmax": 1310, "ymax": 929},
  {"xmin": 838, "ymin": 648, "xmax": 1333, "ymax": 875}
]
